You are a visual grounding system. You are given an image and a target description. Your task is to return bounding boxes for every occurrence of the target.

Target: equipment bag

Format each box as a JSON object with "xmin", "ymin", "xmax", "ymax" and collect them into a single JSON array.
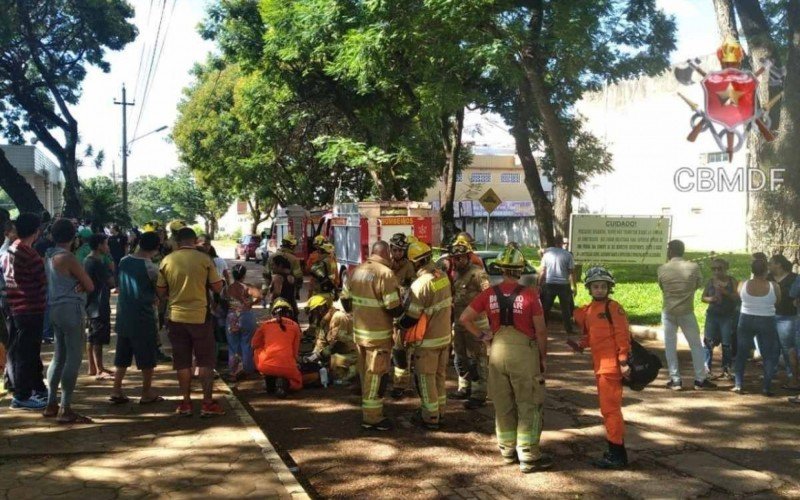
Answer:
[{"xmin": 604, "ymin": 300, "xmax": 662, "ymax": 391}]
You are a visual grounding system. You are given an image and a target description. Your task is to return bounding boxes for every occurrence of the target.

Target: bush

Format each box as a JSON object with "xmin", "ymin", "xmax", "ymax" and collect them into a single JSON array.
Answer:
[
  {"xmin": 230, "ymin": 228, "xmax": 242, "ymax": 241},
  {"xmin": 192, "ymin": 225, "xmax": 205, "ymax": 236}
]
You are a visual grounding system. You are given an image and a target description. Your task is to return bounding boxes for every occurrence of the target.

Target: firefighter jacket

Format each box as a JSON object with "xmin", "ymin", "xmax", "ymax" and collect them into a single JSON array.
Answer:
[
  {"xmin": 403, "ymin": 263, "xmax": 453, "ymax": 349},
  {"xmin": 452, "ymin": 263, "xmax": 490, "ymax": 316},
  {"xmin": 350, "ymin": 255, "xmax": 402, "ymax": 347},
  {"xmin": 392, "ymin": 258, "xmax": 417, "ymax": 292},
  {"xmin": 573, "ymin": 299, "xmax": 632, "ymax": 375},
  {"xmin": 313, "ymin": 309, "xmax": 356, "ymax": 357}
]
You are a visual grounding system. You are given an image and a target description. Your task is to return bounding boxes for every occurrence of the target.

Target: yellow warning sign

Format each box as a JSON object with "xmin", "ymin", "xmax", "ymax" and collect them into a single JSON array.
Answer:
[{"xmin": 478, "ymin": 188, "xmax": 502, "ymax": 214}]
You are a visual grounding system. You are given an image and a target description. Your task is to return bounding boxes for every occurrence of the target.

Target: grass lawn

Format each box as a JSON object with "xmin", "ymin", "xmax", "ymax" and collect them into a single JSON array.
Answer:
[{"xmin": 486, "ymin": 245, "xmax": 752, "ymax": 328}]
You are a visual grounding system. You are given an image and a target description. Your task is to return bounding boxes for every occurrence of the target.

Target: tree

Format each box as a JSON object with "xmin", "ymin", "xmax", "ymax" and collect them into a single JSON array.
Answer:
[
  {"xmin": 0, "ymin": 147, "xmax": 45, "ymax": 214},
  {"xmin": 80, "ymin": 176, "xmax": 127, "ymax": 229},
  {"xmin": 713, "ymin": 1, "xmax": 800, "ymax": 254},
  {"xmin": 0, "ymin": 0, "xmax": 136, "ymax": 217}
]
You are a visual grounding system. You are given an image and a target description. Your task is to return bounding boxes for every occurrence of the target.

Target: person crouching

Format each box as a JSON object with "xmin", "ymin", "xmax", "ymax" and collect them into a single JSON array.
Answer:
[
  {"xmin": 570, "ymin": 267, "xmax": 631, "ymax": 469},
  {"xmin": 251, "ymin": 299, "xmax": 302, "ymax": 398}
]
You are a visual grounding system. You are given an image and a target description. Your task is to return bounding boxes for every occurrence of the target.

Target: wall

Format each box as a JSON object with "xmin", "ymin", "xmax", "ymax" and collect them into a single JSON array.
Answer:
[{"xmin": 1, "ymin": 145, "xmax": 64, "ymax": 215}]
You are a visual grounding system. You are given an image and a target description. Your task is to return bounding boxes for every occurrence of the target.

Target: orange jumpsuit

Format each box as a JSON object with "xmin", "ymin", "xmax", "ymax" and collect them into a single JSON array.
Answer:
[
  {"xmin": 252, "ymin": 318, "xmax": 303, "ymax": 391},
  {"xmin": 573, "ymin": 299, "xmax": 631, "ymax": 445}
]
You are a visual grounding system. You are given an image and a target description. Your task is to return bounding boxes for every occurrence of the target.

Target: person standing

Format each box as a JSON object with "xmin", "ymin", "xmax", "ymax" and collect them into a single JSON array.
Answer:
[
  {"xmin": 110, "ymin": 231, "xmax": 163, "ymax": 404},
  {"xmin": 157, "ymin": 227, "xmax": 225, "ymax": 417},
  {"xmin": 108, "ymin": 224, "xmax": 128, "ymax": 279},
  {"xmin": 460, "ymin": 244, "xmax": 552, "ymax": 474},
  {"xmin": 388, "ymin": 233, "xmax": 415, "ymax": 399},
  {"xmin": 396, "ymin": 239, "xmax": 453, "ymax": 430},
  {"xmin": 733, "ymin": 258, "xmax": 781, "ymax": 395},
  {"xmin": 448, "ymin": 239, "xmax": 490, "ymax": 409},
  {"xmin": 264, "ymin": 235, "xmax": 303, "ymax": 300},
  {"xmin": 43, "ymin": 219, "xmax": 95, "ymax": 422},
  {"xmin": 350, "ymin": 241, "xmax": 403, "ymax": 431},
  {"xmin": 701, "ymin": 258, "xmax": 739, "ymax": 380},
  {"xmin": 224, "ymin": 264, "xmax": 261, "ymax": 381},
  {"xmin": 2, "ymin": 213, "xmax": 48, "ymax": 410},
  {"xmin": 538, "ymin": 234, "xmax": 577, "ymax": 334},
  {"xmin": 571, "ymin": 267, "xmax": 631, "ymax": 469},
  {"xmin": 268, "ymin": 255, "xmax": 298, "ymax": 320},
  {"xmin": 767, "ymin": 255, "xmax": 799, "ymax": 389},
  {"xmin": 84, "ymin": 233, "xmax": 115, "ymax": 379},
  {"xmin": 657, "ymin": 240, "xmax": 716, "ymax": 391}
]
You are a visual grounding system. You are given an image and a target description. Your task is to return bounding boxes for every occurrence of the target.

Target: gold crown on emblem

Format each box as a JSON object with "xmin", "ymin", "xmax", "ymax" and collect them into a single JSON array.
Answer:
[{"xmin": 717, "ymin": 36, "xmax": 744, "ymax": 65}]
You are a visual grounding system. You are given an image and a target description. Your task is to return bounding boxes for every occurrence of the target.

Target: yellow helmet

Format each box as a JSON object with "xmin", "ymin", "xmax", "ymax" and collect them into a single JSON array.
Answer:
[
  {"xmin": 494, "ymin": 244, "xmax": 526, "ymax": 269},
  {"xmin": 407, "ymin": 239, "xmax": 432, "ymax": 263},
  {"xmin": 281, "ymin": 234, "xmax": 297, "ymax": 248},
  {"xmin": 319, "ymin": 242, "xmax": 334, "ymax": 254},
  {"xmin": 717, "ymin": 35, "xmax": 744, "ymax": 65},
  {"xmin": 141, "ymin": 222, "xmax": 156, "ymax": 232},
  {"xmin": 313, "ymin": 235, "xmax": 328, "ymax": 248},
  {"xmin": 307, "ymin": 294, "xmax": 332, "ymax": 313},
  {"xmin": 168, "ymin": 219, "xmax": 187, "ymax": 233},
  {"xmin": 271, "ymin": 298, "xmax": 293, "ymax": 315},
  {"xmin": 451, "ymin": 235, "xmax": 473, "ymax": 254}
]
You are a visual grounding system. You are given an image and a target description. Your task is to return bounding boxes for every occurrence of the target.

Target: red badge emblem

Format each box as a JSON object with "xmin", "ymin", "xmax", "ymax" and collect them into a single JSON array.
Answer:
[{"xmin": 701, "ymin": 69, "xmax": 757, "ymax": 131}]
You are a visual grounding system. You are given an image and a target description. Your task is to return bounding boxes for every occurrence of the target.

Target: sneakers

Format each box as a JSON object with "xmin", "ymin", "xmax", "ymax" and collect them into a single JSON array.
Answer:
[
  {"xmin": 463, "ymin": 398, "xmax": 486, "ymax": 410},
  {"xmin": 31, "ymin": 390, "xmax": 49, "ymax": 401},
  {"xmin": 361, "ymin": 418, "xmax": 394, "ymax": 432},
  {"xmin": 520, "ymin": 454, "xmax": 554, "ymax": 473},
  {"xmin": 694, "ymin": 379, "xmax": 717, "ymax": 390},
  {"xmin": 447, "ymin": 388, "xmax": 471, "ymax": 400},
  {"xmin": 200, "ymin": 401, "xmax": 226, "ymax": 418},
  {"xmin": 175, "ymin": 400, "xmax": 193, "ymax": 417},
  {"xmin": 730, "ymin": 386, "xmax": 743, "ymax": 394},
  {"xmin": 665, "ymin": 380, "xmax": 683, "ymax": 391},
  {"xmin": 10, "ymin": 397, "xmax": 47, "ymax": 410},
  {"xmin": 592, "ymin": 442, "xmax": 628, "ymax": 469}
]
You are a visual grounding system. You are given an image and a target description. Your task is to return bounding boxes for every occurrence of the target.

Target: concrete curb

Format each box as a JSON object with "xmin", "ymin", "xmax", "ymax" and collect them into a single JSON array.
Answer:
[{"xmin": 217, "ymin": 378, "xmax": 311, "ymax": 500}]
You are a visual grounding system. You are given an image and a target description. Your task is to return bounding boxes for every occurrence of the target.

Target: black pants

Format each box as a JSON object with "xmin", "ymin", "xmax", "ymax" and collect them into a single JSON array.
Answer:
[
  {"xmin": 541, "ymin": 283, "xmax": 575, "ymax": 334},
  {"xmin": 5, "ymin": 312, "xmax": 46, "ymax": 400}
]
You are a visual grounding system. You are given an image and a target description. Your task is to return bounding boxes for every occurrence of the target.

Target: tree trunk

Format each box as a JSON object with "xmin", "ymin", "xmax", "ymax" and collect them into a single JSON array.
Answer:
[
  {"xmin": 713, "ymin": 0, "xmax": 739, "ymax": 39},
  {"xmin": 204, "ymin": 219, "xmax": 211, "ymax": 238},
  {"xmin": 60, "ymin": 130, "xmax": 82, "ymax": 218},
  {"xmin": 440, "ymin": 108, "xmax": 464, "ymax": 243},
  {"xmin": 247, "ymin": 198, "xmax": 262, "ymax": 235},
  {"xmin": 0, "ymin": 148, "xmax": 47, "ymax": 215},
  {"xmin": 511, "ymin": 88, "xmax": 556, "ymax": 248}
]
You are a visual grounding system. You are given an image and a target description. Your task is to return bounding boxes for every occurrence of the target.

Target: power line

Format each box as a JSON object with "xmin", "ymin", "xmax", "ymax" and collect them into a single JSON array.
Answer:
[
  {"xmin": 138, "ymin": 0, "xmax": 177, "ymax": 132},
  {"xmin": 132, "ymin": 0, "xmax": 155, "ymax": 103},
  {"xmin": 132, "ymin": 0, "xmax": 168, "ymax": 139}
]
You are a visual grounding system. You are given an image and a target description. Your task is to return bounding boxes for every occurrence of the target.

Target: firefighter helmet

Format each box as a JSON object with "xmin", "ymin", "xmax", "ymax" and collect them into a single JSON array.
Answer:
[
  {"xmin": 307, "ymin": 294, "xmax": 331, "ymax": 313},
  {"xmin": 407, "ymin": 239, "xmax": 432, "ymax": 263},
  {"xmin": 494, "ymin": 245, "xmax": 526, "ymax": 269},
  {"xmin": 584, "ymin": 266, "xmax": 615, "ymax": 286},
  {"xmin": 281, "ymin": 234, "xmax": 297, "ymax": 249},
  {"xmin": 168, "ymin": 219, "xmax": 187, "ymax": 234},
  {"xmin": 389, "ymin": 233, "xmax": 409, "ymax": 250},
  {"xmin": 271, "ymin": 298, "xmax": 293, "ymax": 315},
  {"xmin": 313, "ymin": 235, "xmax": 328, "ymax": 249},
  {"xmin": 319, "ymin": 242, "xmax": 334, "ymax": 255}
]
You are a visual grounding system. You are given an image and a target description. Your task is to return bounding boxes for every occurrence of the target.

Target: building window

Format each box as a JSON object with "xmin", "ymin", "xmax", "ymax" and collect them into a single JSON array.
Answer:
[
  {"xmin": 691, "ymin": 207, "xmax": 702, "ymax": 214},
  {"xmin": 500, "ymin": 173, "xmax": 521, "ymax": 183},
  {"xmin": 470, "ymin": 172, "xmax": 491, "ymax": 184},
  {"xmin": 455, "ymin": 172, "xmax": 463, "ymax": 182},
  {"xmin": 706, "ymin": 152, "xmax": 727, "ymax": 163}
]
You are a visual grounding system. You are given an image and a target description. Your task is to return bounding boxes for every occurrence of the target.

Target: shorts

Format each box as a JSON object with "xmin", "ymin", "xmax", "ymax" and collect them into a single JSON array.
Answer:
[
  {"xmin": 167, "ymin": 319, "xmax": 215, "ymax": 370},
  {"xmin": 88, "ymin": 317, "xmax": 111, "ymax": 345},
  {"xmin": 114, "ymin": 334, "xmax": 158, "ymax": 370}
]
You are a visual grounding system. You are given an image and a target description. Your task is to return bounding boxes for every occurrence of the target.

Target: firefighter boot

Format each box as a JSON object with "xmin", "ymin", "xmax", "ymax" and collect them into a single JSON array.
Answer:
[{"xmin": 592, "ymin": 441, "xmax": 628, "ymax": 469}]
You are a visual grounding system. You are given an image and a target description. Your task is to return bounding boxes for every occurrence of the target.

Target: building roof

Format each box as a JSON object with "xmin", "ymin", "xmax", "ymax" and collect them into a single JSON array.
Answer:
[{"xmin": 0, "ymin": 144, "xmax": 63, "ymax": 183}]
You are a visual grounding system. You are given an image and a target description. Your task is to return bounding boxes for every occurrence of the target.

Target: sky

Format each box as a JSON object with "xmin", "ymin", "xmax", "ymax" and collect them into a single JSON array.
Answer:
[{"xmin": 41, "ymin": 0, "xmax": 720, "ymax": 181}]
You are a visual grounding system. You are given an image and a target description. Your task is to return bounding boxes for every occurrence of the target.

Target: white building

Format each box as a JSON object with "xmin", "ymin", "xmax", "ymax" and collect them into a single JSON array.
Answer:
[
  {"xmin": 575, "ymin": 54, "xmax": 750, "ymax": 251},
  {"xmin": 1, "ymin": 144, "xmax": 64, "ymax": 215},
  {"xmin": 215, "ymin": 199, "xmax": 272, "ymax": 238}
]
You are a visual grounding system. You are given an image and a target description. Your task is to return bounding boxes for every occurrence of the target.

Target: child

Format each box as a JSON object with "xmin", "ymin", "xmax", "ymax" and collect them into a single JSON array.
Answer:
[
  {"xmin": 251, "ymin": 299, "xmax": 302, "ymax": 398},
  {"xmin": 570, "ymin": 267, "xmax": 631, "ymax": 469},
  {"xmin": 84, "ymin": 233, "xmax": 115, "ymax": 379},
  {"xmin": 701, "ymin": 258, "xmax": 739, "ymax": 380}
]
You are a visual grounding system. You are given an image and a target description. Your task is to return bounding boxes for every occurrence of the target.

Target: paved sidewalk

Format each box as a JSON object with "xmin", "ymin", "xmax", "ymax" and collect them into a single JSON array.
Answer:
[{"xmin": 0, "ymin": 338, "xmax": 309, "ymax": 499}]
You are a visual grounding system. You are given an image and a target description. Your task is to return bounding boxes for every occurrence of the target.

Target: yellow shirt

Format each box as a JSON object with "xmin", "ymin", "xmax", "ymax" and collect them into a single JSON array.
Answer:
[{"xmin": 157, "ymin": 247, "xmax": 222, "ymax": 324}]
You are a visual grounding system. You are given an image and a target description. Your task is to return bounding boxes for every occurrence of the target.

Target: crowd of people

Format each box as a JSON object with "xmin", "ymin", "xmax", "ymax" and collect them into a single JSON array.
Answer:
[{"xmin": 2, "ymin": 206, "xmax": 798, "ymax": 474}]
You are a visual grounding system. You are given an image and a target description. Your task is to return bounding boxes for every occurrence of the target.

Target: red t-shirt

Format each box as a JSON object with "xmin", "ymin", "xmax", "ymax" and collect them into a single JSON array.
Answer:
[{"xmin": 469, "ymin": 283, "xmax": 543, "ymax": 339}]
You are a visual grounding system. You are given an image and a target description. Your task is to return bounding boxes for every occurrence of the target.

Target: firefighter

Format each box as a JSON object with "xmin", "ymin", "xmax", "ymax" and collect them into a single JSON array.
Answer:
[
  {"xmin": 440, "ymin": 234, "xmax": 483, "ymax": 281},
  {"xmin": 263, "ymin": 234, "xmax": 303, "ymax": 300},
  {"xmin": 396, "ymin": 239, "xmax": 453, "ymax": 430},
  {"xmin": 306, "ymin": 235, "xmax": 331, "ymax": 288},
  {"xmin": 165, "ymin": 219, "xmax": 186, "ymax": 254},
  {"xmin": 251, "ymin": 299, "xmax": 303, "ymax": 398},
  {"xmin": 448, "ymin": 239, "xmax": 491, "ymax": 409},
  {"xmin": 350, "ymin": 241, "xmax": 404, "ymax": 431},
  {"xmin": 304, "ymin": 294, "xmax": 357, "ymax": 383},
  {"xmin": 388, "ymin": 233, "xmax": 416, "ymax": 399},
  {"xmin": 570, "ymin": 267, "xmax": 631, "ymax": 469},
  {"xmin": 459, "ymin": 244, "xmax": 553, "ymax": 473},
  {"xmin": 309, "ymin": 242, "xmax": 338, "ymax": 298}
]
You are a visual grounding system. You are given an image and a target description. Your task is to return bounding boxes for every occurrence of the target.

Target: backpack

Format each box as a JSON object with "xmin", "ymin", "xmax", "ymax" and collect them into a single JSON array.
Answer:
[
  {"xmin": 603, "ymin": 301, "xmax": 662, "ymax": 391},
  {"xmin": 493, "ymin": 285, "xmax": 524, "ymax": 326}
]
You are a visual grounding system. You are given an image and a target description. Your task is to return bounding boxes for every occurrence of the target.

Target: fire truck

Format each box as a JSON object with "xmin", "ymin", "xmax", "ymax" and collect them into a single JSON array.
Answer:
[
  {"xmin": 266, "ymin": 205, "xmax": 316, "ymax": 267},
  {"xmin": 325, "ymin": 201, "xmax": 441, "ymax": 286}
]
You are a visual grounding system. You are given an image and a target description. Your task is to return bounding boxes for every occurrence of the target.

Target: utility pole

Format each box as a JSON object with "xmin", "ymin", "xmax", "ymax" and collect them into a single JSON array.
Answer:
[{"xmin": 114, "ymin": 84, "xmax": 135, "ymax": 216}]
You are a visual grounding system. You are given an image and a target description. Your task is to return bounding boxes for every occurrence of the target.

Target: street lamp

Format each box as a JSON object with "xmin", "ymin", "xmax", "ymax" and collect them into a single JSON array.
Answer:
[{"xmin": 121, "ymin": 125, "xmax": 167, "ymax": 216}]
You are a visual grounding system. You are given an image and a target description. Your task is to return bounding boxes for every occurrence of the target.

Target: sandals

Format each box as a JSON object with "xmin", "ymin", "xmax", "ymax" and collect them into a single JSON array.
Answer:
[
  {"xmin": 95, "ymin": 372, "xmax": 114, "ymax": 381},
  {"xmin": 56, "ymin": 412, "xmax": 93, "ymax": 424},
  {"xmin": 42, "ymin": 405, "xmax": 59, "ymax": 417},
  {"xmin": 138, "ymin": 395, "xmax": 165, "ymax": 405},
  {"xmin": 108, "ymin": 395, "xmax": 131, "ymax": 405}
]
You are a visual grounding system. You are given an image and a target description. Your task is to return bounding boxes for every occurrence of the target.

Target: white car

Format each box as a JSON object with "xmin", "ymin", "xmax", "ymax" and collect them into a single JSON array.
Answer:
[{"xmin": 255, "ymin": 238, "xmax": 269, "ymax": 266}]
